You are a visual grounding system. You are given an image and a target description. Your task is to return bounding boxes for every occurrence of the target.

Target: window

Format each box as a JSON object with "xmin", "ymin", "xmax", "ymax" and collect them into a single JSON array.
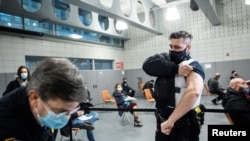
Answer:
[
  {"xmin": 0, "ymin": 12, "xmax": 124, "ymax": 47},
  {"xmin": 94, "ymin": 59, "xmax": 113, "ymax": 70},
  {"xmin": 25, "ymin": 56, "xmax": 113, "ymax": 71}
]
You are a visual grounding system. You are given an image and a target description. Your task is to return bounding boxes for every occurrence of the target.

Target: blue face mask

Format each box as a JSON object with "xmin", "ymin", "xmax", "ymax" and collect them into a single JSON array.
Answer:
[
  {"xmin": 20, "ymin": 72, "xmax": 28, "ymax": 80},
  {"xmin": 37, "ymin": 110, "xmax": 70, "ymax": 129},
  {"xmin": 37, "ymin": 101, "xmax": 79, "ymax": 129}
]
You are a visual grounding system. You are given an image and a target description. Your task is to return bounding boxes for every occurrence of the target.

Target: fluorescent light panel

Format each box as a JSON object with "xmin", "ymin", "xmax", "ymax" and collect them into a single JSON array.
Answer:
[
  {"xmin": 166, "ymin": 6, "xmax": 180, "ymax": 21},
  {"xmin": 70, "ymin": 34, "xmax": 82, "ymax": 39},
  {"xmin": 246, "ymin": 0, "xmax": 250, "ymax": 5},
  {"xmin": 116, "ymin": 21, "xmax": 128, "ymax": 30}
]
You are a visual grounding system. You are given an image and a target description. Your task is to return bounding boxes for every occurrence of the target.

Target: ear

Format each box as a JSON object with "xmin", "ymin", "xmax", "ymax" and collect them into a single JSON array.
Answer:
[
  {"xmin": 186, "ymin": 44, "xmax": 192, "ymax": 53},
  {"xmin": 28, "ymin": 90, "xmax": 40, "ymax": 108}
]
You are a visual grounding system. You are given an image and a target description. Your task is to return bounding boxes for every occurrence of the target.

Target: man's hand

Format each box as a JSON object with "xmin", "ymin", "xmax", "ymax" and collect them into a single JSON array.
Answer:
[
  {"xmin": 178, "ymin": 64, "xmax": 193, "ymax": 77},
  {"xmin": 161, "ymin": 120, "xmax": 175, "ymax": 135},
  {"xmin": 76, "ymin": 110, "xmax": 84, "ymax": 116}
]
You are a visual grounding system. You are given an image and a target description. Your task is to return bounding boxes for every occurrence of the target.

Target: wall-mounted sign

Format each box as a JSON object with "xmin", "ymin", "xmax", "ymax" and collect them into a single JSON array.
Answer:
[
  {"xmin": 116, "ymin": 62, "xmax": 124, "ymax": 70},
  {"xmin": 205, "ymin": 64, "xmax": 212, "ymax": 69}
]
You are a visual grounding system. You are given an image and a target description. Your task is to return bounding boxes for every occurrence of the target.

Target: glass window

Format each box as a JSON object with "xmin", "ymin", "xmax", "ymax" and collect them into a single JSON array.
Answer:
[
  {"xmin": 24, "ymin": 18, "xmax": 53, "ymax": 34},
  {"xmin": 79, "ymin": 8, "xmax": 92, "ymax": 26},
  {"xmin": 26, "ymin": 56, "xmax": 94, "ymax": 71},
  {"xmin": 69, "ymin": 58, "xmax": 92, "ymax": 70},
  {"xmin": 52, "ymin": 0, "xmax": 70, "ymax": 20},
  {"xmin": 98, "ymin": 15, "xmax": 109, "ymax": 31},
  {"xmin": 18, "ymin": 0, "xmax": 42, "ymax": 12},
  {"xmin": 94, "ymin": 59, "xmax": 113, "ymax": 70},
  {"xmin": 0, "ymin": 13, "xmax": 22, "ymax": 28},
  {"xmin": 0, "ymin": 12, "xmax": 124, "ymax": 47}
]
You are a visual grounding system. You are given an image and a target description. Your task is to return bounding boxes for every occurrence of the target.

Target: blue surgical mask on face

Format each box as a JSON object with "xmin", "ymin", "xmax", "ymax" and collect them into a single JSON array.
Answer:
[
  {"xmin": 37, "ymin": 110, "xmax": 70, "ymax": 129},
  {"xmin": 37, "ymin": 101, "xmax": 79, "ymax": 129},
  {"xmin": 20, "ymin": 72, "xmax": 28, "ymax": 80}
]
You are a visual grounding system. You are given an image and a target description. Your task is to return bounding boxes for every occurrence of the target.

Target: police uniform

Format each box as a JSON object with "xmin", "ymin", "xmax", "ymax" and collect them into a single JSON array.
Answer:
[
  {"xmin": 0, "ymin": 87, "xmax": 54, "ymax": 141},
  {"xmin": 156, "ymin": 58, "xmax": 205, "ymax": 141}
]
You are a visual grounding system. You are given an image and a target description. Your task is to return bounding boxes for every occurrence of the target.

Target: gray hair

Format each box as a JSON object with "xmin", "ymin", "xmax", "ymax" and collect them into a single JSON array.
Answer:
[
  {"xmin": 169, "ymin": 31, "xmax": 192, "ymax": 45},
  {"xmin": 27, "ymin": 58, "xmax": 86, "ymax": 102}
]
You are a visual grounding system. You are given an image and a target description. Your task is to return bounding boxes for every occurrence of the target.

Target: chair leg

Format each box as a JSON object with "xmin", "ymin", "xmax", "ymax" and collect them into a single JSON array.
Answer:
[
  {"xmin": 60, "ymin": 135, "xmax": 63, "ymax": 141},
  {"xmin": 113, "ymin": 114, "xmax": 119, "ymax": 127},
  {"xmin": 114, "ymin": 112, "xmax": 131, "ymax": 127},
  {"xmin": 72, "ymin": 129, "xmax": 79, "ymax": 141},
  {"xmin": 123, "ymin": 113, "xmax": 131, "ymax": 126}
]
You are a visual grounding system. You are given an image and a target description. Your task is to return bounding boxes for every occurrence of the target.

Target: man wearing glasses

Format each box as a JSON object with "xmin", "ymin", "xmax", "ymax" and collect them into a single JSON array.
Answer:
[{"xmin": 0, "ymin": 58, "xmax": 86, "ymax": 141}]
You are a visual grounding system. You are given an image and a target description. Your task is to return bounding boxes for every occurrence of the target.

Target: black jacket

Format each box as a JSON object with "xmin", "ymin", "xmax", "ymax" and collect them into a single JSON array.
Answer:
[
  {"xmin": 3, "ymin": 79, "xmax": 20, "ymax": 96},
  {"xmin": 0, "ymin": 87, "xmax": 54, "ymax": 141},
  {"xmin": 223, "ymin": 87, "xmax": 250, "ymax": 124}
]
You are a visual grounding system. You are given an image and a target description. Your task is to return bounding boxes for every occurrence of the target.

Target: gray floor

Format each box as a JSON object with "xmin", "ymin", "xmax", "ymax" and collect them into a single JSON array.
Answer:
[{"xmin": 56, "ymin": 94, "xmax": 229, "ymax": 141}]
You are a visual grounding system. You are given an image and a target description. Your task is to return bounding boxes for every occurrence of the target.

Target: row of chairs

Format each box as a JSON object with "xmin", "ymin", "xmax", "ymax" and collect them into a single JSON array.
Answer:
[{"xmin": 101, "ymin": 88, "xmax": 155, "ymax": 109}]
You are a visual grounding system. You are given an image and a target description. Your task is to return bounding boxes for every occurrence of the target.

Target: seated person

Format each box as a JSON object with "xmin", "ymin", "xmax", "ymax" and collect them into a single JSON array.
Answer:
[
  {"xmin": 121, "ymin": 78, "xmax": 135, "ymax": 97},
  {"xmin": 60, "ymin": 102, "xmax": 99, "ymax": 141},
  {"xmin": 222, "ymin": 78, "xmax": 250, "ymax": 124},
  {"xmin": 207, "ymin": 73, "xmax": 226, "ymax": 105},
  {"xmin": 143, "ymin": 79, "xmax": 155, "ymax": 96},
  {"xmin": 113, "ymin": 83, "xmax": 143, "ymax": 127}
]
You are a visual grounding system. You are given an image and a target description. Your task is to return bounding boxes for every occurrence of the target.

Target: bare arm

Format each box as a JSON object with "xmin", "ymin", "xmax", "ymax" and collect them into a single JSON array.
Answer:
[{"xmin": 161, "ymin": 71, "xmax": 203, "ymax": 135}]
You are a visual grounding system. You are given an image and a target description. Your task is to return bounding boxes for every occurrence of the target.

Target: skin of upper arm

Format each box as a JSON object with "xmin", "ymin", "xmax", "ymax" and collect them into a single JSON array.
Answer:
[
  {"xmin": 186, "ymin": 71, "xmax": 204, "ymax": 96},
  {"xmin": 167, "ymin": 71, "xmax": 204, "ymax": 123}
]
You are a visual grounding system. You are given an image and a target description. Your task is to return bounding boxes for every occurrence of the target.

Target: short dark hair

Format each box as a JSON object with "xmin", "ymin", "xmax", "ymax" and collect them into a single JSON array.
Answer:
[{"xmin": 169, "ymin": 31, "xmax": 193, "ymax": 44}]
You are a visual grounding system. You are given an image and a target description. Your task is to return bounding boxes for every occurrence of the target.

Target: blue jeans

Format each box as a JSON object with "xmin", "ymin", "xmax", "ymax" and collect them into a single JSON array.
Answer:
[
  {"xmin": 72, "ymin": 112, "xmax": 99, "ymax": 141},
  {"xmin": 84, "ymin": 112, "xmax": 99, "ymax": 124}
]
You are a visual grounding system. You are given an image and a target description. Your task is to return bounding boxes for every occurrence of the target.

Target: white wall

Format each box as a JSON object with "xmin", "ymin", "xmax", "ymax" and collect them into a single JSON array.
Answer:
[
  {"xmin": 0, "ymin": 35, "xmax": 125, "ymax": 73},
  {"xmin": 125, "ymin": 0, "xmax": 250, "ymax": 69}
]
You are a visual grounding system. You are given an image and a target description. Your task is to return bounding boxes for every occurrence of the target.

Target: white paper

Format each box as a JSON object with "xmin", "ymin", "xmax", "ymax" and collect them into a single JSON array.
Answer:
[
  {"xmin": 77, "ymin": 115, "xmax": 93, "ymax": 121},
  {"xmin": 125, "ymin": 96, "xmax": 137, "ymax": 101}
]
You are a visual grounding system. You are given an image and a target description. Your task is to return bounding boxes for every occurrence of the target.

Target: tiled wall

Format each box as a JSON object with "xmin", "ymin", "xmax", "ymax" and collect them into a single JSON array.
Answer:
[{"xmin": 125, "ymin": 0, "xmax": 250, "ymax": 69}]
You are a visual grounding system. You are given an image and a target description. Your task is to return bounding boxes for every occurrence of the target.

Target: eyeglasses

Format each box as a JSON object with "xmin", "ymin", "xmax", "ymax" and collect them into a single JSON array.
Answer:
[{"xmin": 41, "ymin": 100, "xmax": 80, "ymax": 116}]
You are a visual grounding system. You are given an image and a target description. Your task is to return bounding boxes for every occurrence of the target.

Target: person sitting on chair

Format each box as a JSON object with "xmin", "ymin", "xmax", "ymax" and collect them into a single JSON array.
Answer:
[
  {"xmin": 143, "ymin": 79, "xmax": 155, "ymax": 96},
  {"xmin": 61, "ymin": 101, "xmax": 99, "ymax": 141},
  {"xmin": 222, "ymin": 78, "xmax": 250, "ymax": 124},
  {"xmin": 207, "ymin": 73, "xmax": 226, "ymax": 105},
  {"xmin": 113, "ymin": 83, "xmax": 143, "ymax": 127},
  {"xmin": 121, "ymin": 78, "xmax": 135, "ymax": 97}
]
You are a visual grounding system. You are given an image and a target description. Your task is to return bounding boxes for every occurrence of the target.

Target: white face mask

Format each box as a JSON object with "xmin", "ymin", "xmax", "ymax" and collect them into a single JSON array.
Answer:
[
  {"xmin": 117, "ymin": 87, "xmax": 123, "ymax": 92},
  {"xmin": 20, "ymin": 72, "xmax": 28, "ymax": 80}
]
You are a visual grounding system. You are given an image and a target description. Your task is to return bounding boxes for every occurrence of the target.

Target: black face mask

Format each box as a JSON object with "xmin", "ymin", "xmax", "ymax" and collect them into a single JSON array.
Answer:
[{"xmin": 169, "ymin": 47, "xmax": 188, "ymax": 64}]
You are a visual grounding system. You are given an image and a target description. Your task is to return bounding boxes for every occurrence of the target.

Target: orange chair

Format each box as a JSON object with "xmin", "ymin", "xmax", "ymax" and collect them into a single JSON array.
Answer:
[
  {"xmin": 139, "ymin": 83, "xmax": 145, "ymax": 93},
  {"xmin": 144, "ymin": 89, "xmax": 155, "ymax": 108},
  {"xmin": 101, "ymin": 89, "xmax": 115, "ymax": 108}
]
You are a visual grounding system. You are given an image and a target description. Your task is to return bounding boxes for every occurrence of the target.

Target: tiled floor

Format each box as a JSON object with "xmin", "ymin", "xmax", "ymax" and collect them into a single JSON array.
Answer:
[{"xmin": 56, "ymin": 94, "xmax": 229, "ymax": 141}]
